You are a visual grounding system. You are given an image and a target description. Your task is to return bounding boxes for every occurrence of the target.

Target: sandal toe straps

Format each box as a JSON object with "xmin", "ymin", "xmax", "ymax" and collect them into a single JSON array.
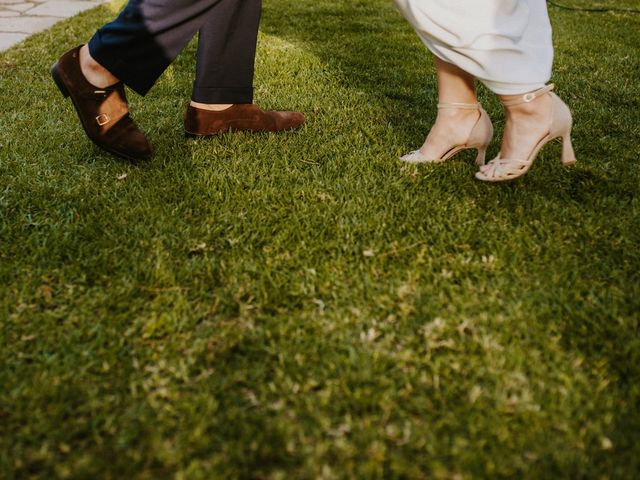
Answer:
[{"xmin": 481, "ymin": 158, "xmax": 531, "ymax": 179}]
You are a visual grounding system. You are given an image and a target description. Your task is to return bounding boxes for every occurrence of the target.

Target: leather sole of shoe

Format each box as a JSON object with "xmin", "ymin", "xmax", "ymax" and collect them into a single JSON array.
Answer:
[
  {"xmin": 184, "ymin": 125, "xmax": 304, "ymax": 138},
  {"xmin": 184, "ymin": 130, "xmax": 224, "ymax": 139},
  {"xmin": 51, "ymin": 63, "xmax": 151, "ymax": 163}
]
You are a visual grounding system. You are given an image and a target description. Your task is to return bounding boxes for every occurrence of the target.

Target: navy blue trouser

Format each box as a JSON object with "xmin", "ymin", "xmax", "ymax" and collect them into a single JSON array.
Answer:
[{"xmin": 88, "ymin": 0, "xmax": 261, "ymax": 104}]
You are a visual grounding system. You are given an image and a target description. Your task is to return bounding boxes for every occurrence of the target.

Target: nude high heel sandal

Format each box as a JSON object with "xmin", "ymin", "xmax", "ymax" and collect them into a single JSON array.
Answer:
[
  {"xmin": 400, "ymin": 102, "xmax": 494, "ymax": 166},
  {"xmin": 475, "ymin": 84, "xmax": 576, "ymax": 183}
]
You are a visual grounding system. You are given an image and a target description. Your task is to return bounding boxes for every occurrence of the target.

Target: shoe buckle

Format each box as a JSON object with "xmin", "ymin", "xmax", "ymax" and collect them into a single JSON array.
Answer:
[{"xmin": 96, "ymin": 113, "xmax": 110, "ymax": 126}]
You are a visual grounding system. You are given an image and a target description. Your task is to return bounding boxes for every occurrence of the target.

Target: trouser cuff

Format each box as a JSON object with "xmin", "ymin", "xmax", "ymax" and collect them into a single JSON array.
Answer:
[
  {"xmin": 88, "ymin": 34, "xmax": 162, "ymax": 96},
  {"xmin": 191, "ymin": 86, "xmax": 254, "ymax": 104}
]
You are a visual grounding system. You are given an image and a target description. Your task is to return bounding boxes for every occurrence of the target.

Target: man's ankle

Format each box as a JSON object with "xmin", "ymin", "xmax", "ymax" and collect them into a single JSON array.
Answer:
[
  {"xmin": 79, "ymin": 44, "xmax": 119, "ymax": 88},
  {"xmin": 189, "ymin": 101, "xmax": 234, "ymax": 112}
]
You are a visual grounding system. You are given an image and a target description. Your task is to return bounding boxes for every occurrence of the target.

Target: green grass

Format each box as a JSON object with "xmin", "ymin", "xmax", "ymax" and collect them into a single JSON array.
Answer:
[{"xmin": 1, "ymin": 0, "xmax": 639, "ymax": 478}]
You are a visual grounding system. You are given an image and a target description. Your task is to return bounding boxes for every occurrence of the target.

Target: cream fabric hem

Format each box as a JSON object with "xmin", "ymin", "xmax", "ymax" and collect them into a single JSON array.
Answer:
[{"xmin": 394, "ymin": 0, "xmax": 554, "ymax": 95}]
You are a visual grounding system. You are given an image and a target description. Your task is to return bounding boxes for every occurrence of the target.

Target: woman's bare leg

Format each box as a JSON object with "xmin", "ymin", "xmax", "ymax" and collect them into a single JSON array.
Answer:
[
  {"xmin": 478, "ymin": 91, "xmax": 553, "ymax": 173},
  {"xmin": 418, "ymin": 57, "xmax": 480, "ymax": 158}
]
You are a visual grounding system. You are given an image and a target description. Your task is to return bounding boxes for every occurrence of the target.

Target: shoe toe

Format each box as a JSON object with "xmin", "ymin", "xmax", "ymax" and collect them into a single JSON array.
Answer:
[
  {"xmin": 276, "ymin": 111, "xmax": 306, "ymax": 130},
  {"xmin": 106, "ymin": 119, "xmax": 153, "ymax": 161},
  {"xmin": 121, "ymin": 130, "xmax": 153, "ymax": 161}
]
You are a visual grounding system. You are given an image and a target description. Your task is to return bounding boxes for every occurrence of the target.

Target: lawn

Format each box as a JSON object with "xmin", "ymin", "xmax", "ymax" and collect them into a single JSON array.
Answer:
[{"xmin": 1, "ymin": 0, "xmax": 639, "ymax": 478}]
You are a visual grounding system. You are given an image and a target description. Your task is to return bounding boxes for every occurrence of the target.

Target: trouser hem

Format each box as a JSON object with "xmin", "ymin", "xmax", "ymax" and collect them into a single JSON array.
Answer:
[
  {"xmin": 88, "ymin": 34, "xmax": 160, "ymax": 96},
  {"xmin": 191, "ymin": 86, "xmax": 254, "ymax": 104}
]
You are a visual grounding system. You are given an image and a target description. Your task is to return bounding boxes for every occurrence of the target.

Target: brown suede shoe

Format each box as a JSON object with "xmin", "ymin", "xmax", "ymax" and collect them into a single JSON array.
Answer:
[
  {"xmin": 184, "ymin": 103, "xmax": 306, "ymax": 137},
  {"xmin": 51, "ymin": 46, "xmax": 152, "ymax": 162}
]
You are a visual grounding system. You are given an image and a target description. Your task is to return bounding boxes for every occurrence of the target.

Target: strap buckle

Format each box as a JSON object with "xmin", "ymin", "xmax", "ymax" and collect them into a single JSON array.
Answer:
[{"xmin": 96, "ymin": 113, "xmax": 110, "ymax": 126}]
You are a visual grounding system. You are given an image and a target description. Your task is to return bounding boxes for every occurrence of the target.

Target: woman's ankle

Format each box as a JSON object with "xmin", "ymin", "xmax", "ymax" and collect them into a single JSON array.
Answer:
[
  {"xmin": 419, "ymin": 107, "xmax": 480, "ymax": 156},
  {"xmin": 502, "ymin": 95, "xmax": 553, "ymax": 128},
  {"xmin": 491, "ymin": 94, "xmax": 552, "ymax": 164}
]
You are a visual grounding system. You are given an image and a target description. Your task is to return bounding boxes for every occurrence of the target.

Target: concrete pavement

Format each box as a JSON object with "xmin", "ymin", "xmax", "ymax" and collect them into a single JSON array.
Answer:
[{"xmin": 0, "ymin": 0, "xmax": 106, "ymax": 52}]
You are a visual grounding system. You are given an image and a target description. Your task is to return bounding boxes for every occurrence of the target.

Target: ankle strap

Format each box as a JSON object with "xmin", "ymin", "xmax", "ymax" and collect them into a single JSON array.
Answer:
[
  {"xmin": 437, "ymin": 102, "xmax": 480, "ymax": 110},
  {"xmin": 501, "ymin": 84, "xmax": 555, "ymax": 107}
]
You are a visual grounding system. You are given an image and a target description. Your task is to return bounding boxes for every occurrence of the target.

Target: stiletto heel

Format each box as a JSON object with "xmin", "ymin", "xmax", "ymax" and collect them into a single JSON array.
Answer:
[
  {"xmin": 475, "ymin": 84, "xmax": 576, "ymax": 182},
  {"xmin": 475, "ymin": 146, "xmax": 488, "ymax": 166},
  {"xmin": 561, "ymin": 134, "xmax": 577, "ymax": 166},
  {"xmin": 400, "ymin": 102, "xmax": 493, "ymax": 164}
]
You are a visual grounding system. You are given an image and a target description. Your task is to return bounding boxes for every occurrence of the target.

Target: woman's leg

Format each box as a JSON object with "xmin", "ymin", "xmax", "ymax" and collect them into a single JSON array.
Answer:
[
  {"xmin": 478, "ymin": 90, "xmax": 553, "ymax": 171},
  {"xmin": 476, "ymin": 83, "xmax": 575, "ymax": 181},
  {"xmin": 473, "ymin": 0, "xmax": 576, "ymax": 179},
  {"xmin": 417, "ymin": 56, "xmax": 481, "ymax": 159},
  {"xmin": 478, "ymin": 0, "xmax": 559, "ymax": 172}
]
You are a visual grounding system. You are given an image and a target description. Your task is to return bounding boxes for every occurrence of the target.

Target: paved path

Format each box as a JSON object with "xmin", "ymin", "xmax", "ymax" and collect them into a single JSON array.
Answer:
[{"xmin": 0, "ymin": 0, "xmax": 106, "ymax": 52}]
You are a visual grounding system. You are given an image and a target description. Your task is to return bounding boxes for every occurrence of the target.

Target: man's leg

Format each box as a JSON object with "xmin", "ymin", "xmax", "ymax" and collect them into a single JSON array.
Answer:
[
  {"xmin": 87, "ymin": 0, "xmax": 227, "ymax": 96},
  {"xmin": 191, "ymin": 0, "xmax": 261, "ymax": 106},
  {"xmin": 184, "ymin": 0, "xmax": 305, "ymax": 135}
]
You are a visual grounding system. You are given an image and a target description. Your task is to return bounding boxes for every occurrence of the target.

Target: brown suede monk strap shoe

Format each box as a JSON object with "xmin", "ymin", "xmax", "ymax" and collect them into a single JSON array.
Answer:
[
  {"xmin": 184, "ymin": 103, "xmax": 306, "ymax": 137},
  {"xmin": 51, "ymin": 46, "xmax": 152, "ymax": 162}
]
